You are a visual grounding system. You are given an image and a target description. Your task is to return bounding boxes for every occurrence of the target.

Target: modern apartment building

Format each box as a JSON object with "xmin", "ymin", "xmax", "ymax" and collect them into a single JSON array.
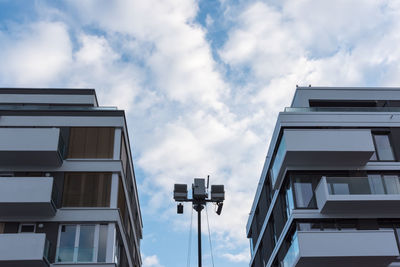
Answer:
[
  {"xmin": 247, "ymin": 87, "xmax": 400, "ymax": 267},
  {"xmin": 0, "ymin": 88, "xmax": 142, "ymax": 267}
]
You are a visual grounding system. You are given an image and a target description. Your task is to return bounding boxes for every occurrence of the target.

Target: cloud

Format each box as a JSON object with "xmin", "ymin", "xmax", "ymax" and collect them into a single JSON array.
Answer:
[
  {"xmin": 143, "ymin": 255, "xmax": 164, "ymax": 267},
  {"xmin": 66, "ymin": 0, "xmax": 228, "ymax": 111},
  {"xmin": 0, "ymin": 21, "xmax": 72, "ymax": 85},
  {"xmin": 222, "ymin": 248, "xmax": 250, "ymax": 263}
]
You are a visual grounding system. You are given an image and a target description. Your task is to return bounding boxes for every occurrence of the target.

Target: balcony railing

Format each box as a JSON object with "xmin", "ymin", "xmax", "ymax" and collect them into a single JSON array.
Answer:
[
  {"xmin": 316, "ymin": 176, "xmax": 400, "ymax": 214},
  {"xmin": 325, "ymin": 176, "xmax": 400, "ymax": 195},
  {"xmin": 280, "ymin": 230, "xmax": 399, "ymax": 267},
  {"xmin": 0, "ymin": 177, "xmax": 57, "ymax": 217}
]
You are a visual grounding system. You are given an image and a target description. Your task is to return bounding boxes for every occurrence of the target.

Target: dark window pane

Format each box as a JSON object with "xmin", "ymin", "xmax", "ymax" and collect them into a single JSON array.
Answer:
[
  {"xmin": 98, "ymin": 224, "xmax": 108, "ymax": 262},
  {"xmin": 77, "ymin": 225, "xmax": 95, "ymax": 262},
  {"xmin": 368, "ymin": 174, "xmax": 385, "ymax": 194},
  {"xmin": 20, "ymin": 224, "xmax": 35, "ymax": 233},
  {"xmin": 121, "ymin": 136, "xmax": 128, "ymax": 175},
  {"xmin": 68, "ymin": 127, "xmax": 115, "ymax": 158},
  {"xmin": 383, "ymin": 175, "xmax": 400, "ymax": 194},
  {"xmin": 293, "ymin": 176, "xmax": 318, "ymax": 209},
  {"xmin": 374, "ymin": 134, "xmax": 395, "ymax": 160},
  {"xmin": 62, "ymin": 173, "xmax": 111, "ymax": 207}
]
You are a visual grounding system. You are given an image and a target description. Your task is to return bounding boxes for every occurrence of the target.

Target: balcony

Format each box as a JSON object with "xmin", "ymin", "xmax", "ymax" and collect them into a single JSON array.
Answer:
[
  {"xmin": 282, "ymin": 230, "xmax": 399, "ymax": 267},
  {"xmin": 0, "ymin": 128, "xmax": 63, "ymax": 167},
  {"xmin": 0, "ymin": 177, "xmax": 57, "ymax": 217},
  {"xmin": 270, "ymin": 129, "xmax": 375, "ymax": 189},
  {"xmin": 316, "ymin": 176, "xmax": 400, "ymax": 214},
  {"xmin": 0, "ymin": 233, "xmax": 50, "ymax": 267}
]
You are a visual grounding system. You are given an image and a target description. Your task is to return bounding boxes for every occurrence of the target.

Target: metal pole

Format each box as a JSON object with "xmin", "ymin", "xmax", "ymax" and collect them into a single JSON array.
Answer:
[{"xmin": 196, "ymin": 204, "xmax": 203, "ymax": 267}]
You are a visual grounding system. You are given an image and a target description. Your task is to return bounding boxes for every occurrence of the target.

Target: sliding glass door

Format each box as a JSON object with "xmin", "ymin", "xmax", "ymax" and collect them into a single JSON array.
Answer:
[{"xmin": 56, "ymin": 224, "xmax": 107, "ymax": 263}]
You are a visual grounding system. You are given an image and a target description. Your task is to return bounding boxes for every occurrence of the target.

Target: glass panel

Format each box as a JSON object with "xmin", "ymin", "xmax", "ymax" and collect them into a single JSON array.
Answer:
[
  {"xmin": 326, "ymin": 176, "xmax": 400, "ymax": 195},
  {"xmin": 77, "ymin": 225, "xmax": 95, "ymax": 262},
  {"xmin": 395, "ymin": 228, "xmax": 400, "ymax": 248},
  {"xmin": 281, "ymin": 233, "xmax": 299, "ymax": 267},
  {"xmin": 20, "ymin": 224, "xmax": 35, "ymax": 233},
  {"xmin": 43, "ymin": 238, "xmax": 51, "ymax": 261},
  {"xmin": 293, "ymin": 177, "xmax": 317, "ymax": 208},
  {"xmin": 374, "ymin": 134, "xmax": 395, "ymax": 160},
  {"xmin": 97, "ymin": 224, "xmax": 108, "ymax": 262},
  {"xmin": 327, "ymin": 177, "xmax": 371, "ymax": 195},
  {"xmin": 384, "ymin": 175, "xmax": 400, "ymax": 194},
  {"xmin": 368, "ymin": 174, "xmax": 385, "ymax": 194},
  {"xmin": 58, "ymin": 225, "xmax": 77, "ymax": 262},
  {"xmin": 331, "ymin": 183, "xmax": 349, "ymax": 195},
  {"xmin": 286, "ymin": 185, "xmax": 295, "ymax": 216},
  {"xmin": 271, "ymin": 136, "xmax": 286, "ymax": 186},
  {"xmin": 121, "ymin": 136, "xmax": 128, "ymax": 175}
]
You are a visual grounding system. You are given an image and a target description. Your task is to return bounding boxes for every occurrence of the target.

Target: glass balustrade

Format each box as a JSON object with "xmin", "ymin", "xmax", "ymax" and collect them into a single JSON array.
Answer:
[
  {"xmin": 325, "ymin": 176, "xmax": 400, "ymax": 195},
  {"xmin": 281, "ymin": 233, "xmax": 299, "ymax": 267}
]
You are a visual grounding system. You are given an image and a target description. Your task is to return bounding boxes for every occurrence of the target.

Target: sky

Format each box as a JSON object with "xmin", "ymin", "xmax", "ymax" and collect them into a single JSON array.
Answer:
[{"xmin": 1, "ymin": 0, "xmax": 400, "ymax": 266}]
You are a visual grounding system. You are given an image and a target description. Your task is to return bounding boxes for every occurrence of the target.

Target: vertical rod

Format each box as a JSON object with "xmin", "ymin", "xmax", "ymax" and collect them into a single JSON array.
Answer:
[{"xmin": 197, "ymin": 206, "xmax": 202, "ymax": 267}]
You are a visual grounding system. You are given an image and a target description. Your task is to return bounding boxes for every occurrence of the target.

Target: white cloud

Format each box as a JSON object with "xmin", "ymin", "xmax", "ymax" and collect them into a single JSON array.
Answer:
[
  {"xmin": 222, "ymin": 248, "xmax": 250, "ymax": 263},
  {"xmin": 66, "ymin": 0, "xmax": 228, "ymax": 111},
  {"xmin": 0, "ymin": 21, "xmax": 72, "ymax": 85},
  {"xmin": 143, "ymin": 254, "xmax": 164, "ymax": 267}
]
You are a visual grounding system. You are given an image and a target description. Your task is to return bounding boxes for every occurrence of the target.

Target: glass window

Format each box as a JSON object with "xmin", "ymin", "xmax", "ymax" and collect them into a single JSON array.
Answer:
[
  {"xmin": 285, "ymin": 184, "xmax": 294, "ymax": 217},
  {"xmin": 57, "ymin": 225, "xmax": 77, "ymax": 262},
  {"xmin": 121, "ymin": 136, "xmax": 128, "ymax": 175},
  {"xmin": 373, "ymin": 134, "xmax": 395, "ymax": 161},
  {"xmin": 19, "ymin": 224, "xmax": 35, "ymax": 233},
  {"xmin": 77, "ymin": 225, "xmax": 95, "ymax": 262},
  {"xmin": 271, "ymin": 135, "xmax": 286, "ymax": 186},
  {"xmin": 57, "ymin": 224, "xmax": 105, "ymax": 263},
  {"xmin": 62, "ymin": 173, "xmax": 111, "ymax": 207},
  {"xmin": 384, "ymin": 175, "xmax": 400, "ymax": 194},
  {"xmin": 97, "ymin": 224, "xmax": 108, "ymax": 262},
  {"xmin": 293, "ymin": 176, "xmax": 318, "ymax": 209},
  {"xmin": 68, "ymin": 127, "xmax": 115, "ymax": 158},
  {"xmin": 368, "ymin": 174, "xmax": 385, "ymax": 194}
]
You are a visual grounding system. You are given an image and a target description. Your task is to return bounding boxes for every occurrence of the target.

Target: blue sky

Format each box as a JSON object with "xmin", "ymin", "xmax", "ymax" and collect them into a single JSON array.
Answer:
[{"xmin": 1, "ymin": 1, "xmax": 400, "ymax": 266}]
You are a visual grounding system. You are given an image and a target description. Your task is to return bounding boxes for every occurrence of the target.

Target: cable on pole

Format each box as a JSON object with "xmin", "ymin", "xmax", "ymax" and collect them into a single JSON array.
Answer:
[
  {"xmin": 187, "ymin": 206, "xmax": 193, "ymax": 267},
  {"xmin": 205, "ymin": 204, "xmax": 215, "ymax": 267}
]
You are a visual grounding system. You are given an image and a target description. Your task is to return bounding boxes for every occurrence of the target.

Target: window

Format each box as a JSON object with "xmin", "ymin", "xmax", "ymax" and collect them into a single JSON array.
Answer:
[
  {"xmin": 19, "ymin": 224, "xmax": 35, "ymax": 233},
  {"xmin": 371, "ymin": 133, "xmax": 395, "ymax": 161},
  {"xmin": 0, "ymin": 223, "xmax": 4, "ymax": 234},
  {"xmin": 293, "ymin": 176, "xmax": 319, "ymax": 209},
  {"xmin": 68, "ymin": 127, "xmax": 115, "ymax": 158},
  {"xmin": 121, "ymin": 136, "xmax": 128, "ymax": 175},
  {"xmin": 56, "ymin": 224, "xmax": 108, "ymax": 263},
  {"xmin": 62, "ymin": 173, "xmax": 111, "ymax": 207},
  {"xmin": 271, "ymin": 136, "xmax": 286, "ymax": 186}
]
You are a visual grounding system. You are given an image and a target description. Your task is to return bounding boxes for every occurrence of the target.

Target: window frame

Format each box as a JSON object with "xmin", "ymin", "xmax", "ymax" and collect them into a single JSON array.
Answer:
[{"xmin": 55, "ymin": 224, "xmax": 101, "ymax": 263}]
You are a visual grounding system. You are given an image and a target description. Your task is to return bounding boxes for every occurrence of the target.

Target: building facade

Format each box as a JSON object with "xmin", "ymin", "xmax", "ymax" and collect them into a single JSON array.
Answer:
[
  {"xmin": 0, "ymin": 88, "xmax": 142, "ymax": 267},
  {"xmin": 247, "ymin": 87, "xmax": 400, "ymax": 267}
]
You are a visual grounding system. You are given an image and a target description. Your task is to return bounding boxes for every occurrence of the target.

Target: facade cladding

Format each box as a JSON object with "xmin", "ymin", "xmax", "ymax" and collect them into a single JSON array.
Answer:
[
  {"xmin": 0, "ymin": 88, "xmax": 142, "ymax": 267},
  {"xmin": 247, "ymin": 87, "xmax": 400, "ymax": 267}
]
